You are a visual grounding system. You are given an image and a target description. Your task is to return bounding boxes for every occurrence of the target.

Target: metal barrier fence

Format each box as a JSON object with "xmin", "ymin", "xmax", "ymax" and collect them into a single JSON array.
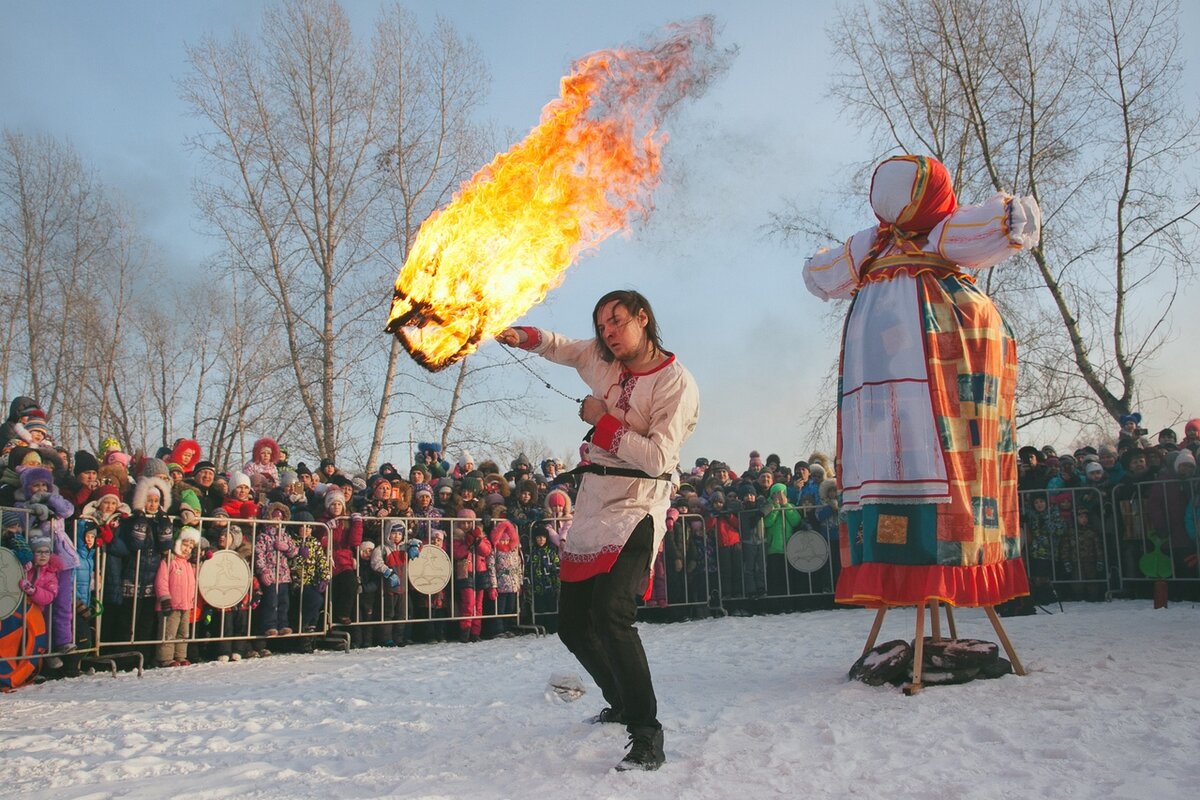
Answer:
[
  {"xmin": 7, "ymin": 475, "xmax": 1196, "ymax": 687},
  {"xmin": 521, "ymin": 503, "xmax": 841, "ymax": 628},
  {"xmin": 1108, "ymin": 477, "xmax": 1200, "ymax": 590},
  {"xmin": 1014, "ymin": 477, "xmax": 1200, "ymax": 602},
  {"xmin": 1016, "ymin": 486, "xmax": 1114, "ymax": 603}
]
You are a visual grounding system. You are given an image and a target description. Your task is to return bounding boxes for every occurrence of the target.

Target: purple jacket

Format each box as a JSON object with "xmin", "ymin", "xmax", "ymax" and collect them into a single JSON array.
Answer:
[{"xmin": 254, "ymin": 525, "xmax": 299, "ymax": 586}]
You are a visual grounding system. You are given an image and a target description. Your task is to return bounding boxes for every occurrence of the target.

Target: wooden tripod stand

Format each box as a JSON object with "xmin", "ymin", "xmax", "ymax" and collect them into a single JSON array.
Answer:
[{"xmin": 861, "ymin": 601, "xmax": 1026, "ymax": 695}]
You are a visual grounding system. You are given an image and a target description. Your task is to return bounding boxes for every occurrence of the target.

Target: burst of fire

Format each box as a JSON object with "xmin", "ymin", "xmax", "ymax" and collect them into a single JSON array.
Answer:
[{"xmin": 387, "ymin": 17, "xmax": 729, "ymax": 371}]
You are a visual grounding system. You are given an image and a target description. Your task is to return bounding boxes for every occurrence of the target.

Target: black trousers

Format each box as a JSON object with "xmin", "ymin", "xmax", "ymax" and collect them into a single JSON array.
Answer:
[{"xmin": 558, "ymin": 515, "xmax": 659, "ymax": 731}]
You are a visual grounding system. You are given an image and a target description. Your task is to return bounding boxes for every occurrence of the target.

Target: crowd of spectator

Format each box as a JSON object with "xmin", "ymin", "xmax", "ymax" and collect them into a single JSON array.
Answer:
[{"xmin": 1, "ymin": 392, "xmax": 1197, "ymax": 687}]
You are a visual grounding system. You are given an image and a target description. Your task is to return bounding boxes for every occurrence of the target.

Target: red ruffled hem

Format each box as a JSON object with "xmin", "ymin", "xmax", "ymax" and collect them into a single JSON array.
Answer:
[
  {"xmin": 561, "ymin": 550, "xmax": 658, "ymax": 602},
  {"xmin": 835, "ymin": 560, "xmax": 1030, "ymax": 608},
  {"xmin": 560, "ymin": 551, "xmax": 621, "ymax": 584}
]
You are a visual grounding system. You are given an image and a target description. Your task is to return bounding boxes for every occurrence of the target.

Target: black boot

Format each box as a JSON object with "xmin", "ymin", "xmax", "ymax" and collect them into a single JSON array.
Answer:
[
  {"xmin": 585, "ymin": 707, "xmax": 626, "ymax": 724},
  {"xmin": 615, "ymin": 726, "xmax": 665, "ymax": 771}
]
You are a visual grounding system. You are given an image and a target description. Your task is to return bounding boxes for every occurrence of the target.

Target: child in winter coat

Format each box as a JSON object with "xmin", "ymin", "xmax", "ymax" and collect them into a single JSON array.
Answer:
[
  {"xmin": 71, "ymin": 523, "xmax": 99, "ymax": 648},
  {"xmin": 18, "ymin": 535, "xmax": 62, "ymax": 669},
  {"xmin": 542, "ymin": 488, "xmax": 573, "ymax": 549},
  {"xmin": 527, "ymin": 523, "xmax": 560, "ymax": 630},
  {"xmin": 154, "ymin": 527, "xmax": 200, "ymax": 667},
  {"xmin": 117, "ymin": 475, "xmax": 174, "ymax": 646},
  {"xmin": 290, "ymin": 511, "xmax": 331, "ymax": 634},
  {"xmin": 16, "ymin": 466, "xmax": 77, "ymax": 651},
  {"xmin": 704, "ymin": 491, "xmax": 743, "ymax": 599},
  {"xmin": 320, "ymin": 492, "xmax": 363, "ymax": 627},
  {"xmin": 78, "ymin": 485, "xmax": 132, "ymax": 550},
  {"xmin": 452, "ymin": 510, "xmax": 492, "ymax": 643},
  {"xmin": 353, "ymin": 540, "xmax": 379, "ymax": 648},
  {"xmin": 489, "ymin": 512, "xmax": 523, "ymax": 636},
  {"xmin": 762, "ymin": 484, "xmax": 800, "ymax": 596},
  {"xmin": 1022, "ymin": 494, "xmax": 1063, "ymax": 606},
  {"xmin": 370, "ymin": 521, "xmax": 420, "ymax": 646},
  {"xmin": 243, "ymin": 437, "xmax": 282, "ymax": 494},
  {"xmin": 254, "ymin": 503, "xmax": 299, "ymax": 637}
]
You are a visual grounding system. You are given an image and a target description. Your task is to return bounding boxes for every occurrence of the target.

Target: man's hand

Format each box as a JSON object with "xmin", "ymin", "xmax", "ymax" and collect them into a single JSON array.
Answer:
[
  {"xmin": 580, "ymin": 395, "xmax": 607, "ymax": 425},
  {"xmin": 495, "ymin": 328, "xmax": 526, "ymax": 347}
]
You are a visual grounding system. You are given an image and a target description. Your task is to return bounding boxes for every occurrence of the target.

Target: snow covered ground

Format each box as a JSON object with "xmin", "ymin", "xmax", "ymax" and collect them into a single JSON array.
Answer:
[{"xmin": 1, "ymin": 600, "xmax": 1196, "ymax": 799}]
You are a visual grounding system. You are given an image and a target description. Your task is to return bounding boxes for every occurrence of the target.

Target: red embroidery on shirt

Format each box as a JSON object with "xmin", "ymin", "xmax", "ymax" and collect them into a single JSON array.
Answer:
[{"xmin": 616, "ymin": 371, "xmax": 637, "ymax": 412}]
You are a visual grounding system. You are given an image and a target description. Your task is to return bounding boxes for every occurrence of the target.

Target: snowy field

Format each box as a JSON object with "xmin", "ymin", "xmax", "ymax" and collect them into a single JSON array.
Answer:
[{"xmin": 1, "ymin": 600, "xmax": 1196, "ymax": 799}]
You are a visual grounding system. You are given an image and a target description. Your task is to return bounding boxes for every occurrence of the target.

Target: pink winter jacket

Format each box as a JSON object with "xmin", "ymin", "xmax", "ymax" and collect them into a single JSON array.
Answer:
[
  {"xmin": 21, "ymin": 556, "xmax": 64, "ymax": 607},
  {"xmin": 154, "ymin": 554, "xmax": 197, "ymax": 610}
]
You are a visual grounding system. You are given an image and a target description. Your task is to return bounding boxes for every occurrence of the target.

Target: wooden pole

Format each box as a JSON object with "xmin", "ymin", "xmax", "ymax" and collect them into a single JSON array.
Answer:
[
  {"xmin": 945, "ymin": 604, "xmax": 958, "ymax": 639},
  {"xmin": 984, "ymin": 605, "xmax": 1026, "ymax": 676},
  {"xmin": 903, "ymin": 603, "xmax": 926, "ymax": 695},
  {"xmin": 862, "ymin": 607, "xmax": 888, "ymax": 655},
  {"xmin": 929, "ymin": 600, "xmax": 942, "ymax": 641}
]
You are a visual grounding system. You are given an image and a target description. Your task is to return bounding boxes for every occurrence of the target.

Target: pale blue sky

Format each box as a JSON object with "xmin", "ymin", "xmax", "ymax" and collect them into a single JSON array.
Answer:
[{"xmin": 2, "ymin": 1, "xmax": 1197, "ymax": 470}]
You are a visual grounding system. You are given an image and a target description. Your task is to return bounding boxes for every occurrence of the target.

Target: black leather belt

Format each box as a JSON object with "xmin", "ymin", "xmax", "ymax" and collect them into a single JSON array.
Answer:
[{"xmin": 566, "ymin": 463, "xmax": 672, "ymax": 481}]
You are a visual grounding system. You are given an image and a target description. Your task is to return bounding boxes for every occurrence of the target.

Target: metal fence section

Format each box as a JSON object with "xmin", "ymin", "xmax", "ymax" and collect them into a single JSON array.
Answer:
[
  {"xmin": 329, "ymin": 514, "xmax": 526, "ymax": 645},
  {"xmin": 1016, "ymin": 486, "xmax": 1114, "ymax": 603},
  {"xmin": 1108, "ymin": 477, "xmax": 1200, "ymax": 591}
]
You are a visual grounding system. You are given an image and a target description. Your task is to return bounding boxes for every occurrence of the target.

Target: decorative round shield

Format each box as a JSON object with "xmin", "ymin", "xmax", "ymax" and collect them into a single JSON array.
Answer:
[
  {"xmin": 0, "ymin": 548, "xmax": 25, "ymax": 620},
  {"xmin": 785, "ymin": 530, "xmax": 830, "ymax": 573},
  {"xmin": 407, "ymin": 544, "xmax": 452, "ymax": 595},
  {"xmin": 197, "ymin": 550, "xmax": 252, "ymax": 609}
]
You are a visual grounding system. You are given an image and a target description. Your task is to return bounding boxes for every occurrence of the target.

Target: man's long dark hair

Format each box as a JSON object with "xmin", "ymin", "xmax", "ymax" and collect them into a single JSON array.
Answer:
[{"xmin": 592, "ymin": 289, "xmax": 664, "ymax": 364}]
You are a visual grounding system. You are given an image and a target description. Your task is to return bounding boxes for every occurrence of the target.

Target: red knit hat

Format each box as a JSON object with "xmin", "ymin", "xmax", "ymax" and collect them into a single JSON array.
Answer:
[{"xmin": 92, "ymin": 485, "xmax": 121, "ymax": 501}]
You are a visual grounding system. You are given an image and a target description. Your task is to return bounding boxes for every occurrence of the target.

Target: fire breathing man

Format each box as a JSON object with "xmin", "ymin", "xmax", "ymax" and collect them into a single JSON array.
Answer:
[{"xmin": 497, "ymin": 289, "xmax": 699, "ymax": 772}]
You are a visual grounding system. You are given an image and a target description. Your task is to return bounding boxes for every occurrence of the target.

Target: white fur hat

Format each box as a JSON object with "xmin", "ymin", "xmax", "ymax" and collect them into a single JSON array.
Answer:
[
  {"xmin": 229, "ymin": 471, "xmax": 251, "ymax": 491},
  {"xmin": 174, "ymin": 526, "xmax": 201, "ymax": 555}
]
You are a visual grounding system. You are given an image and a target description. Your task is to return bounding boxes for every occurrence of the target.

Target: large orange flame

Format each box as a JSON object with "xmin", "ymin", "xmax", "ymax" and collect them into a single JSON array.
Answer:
[{"xmin": 387, "ymin": 17, "xmax": 730, "ymax": 370}]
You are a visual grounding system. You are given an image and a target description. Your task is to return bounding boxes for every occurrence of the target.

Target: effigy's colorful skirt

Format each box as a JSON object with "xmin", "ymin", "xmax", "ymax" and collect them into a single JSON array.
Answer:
[{"xmin": 834, "ymin": 270, "xmax": 1029, "ymax": 607}]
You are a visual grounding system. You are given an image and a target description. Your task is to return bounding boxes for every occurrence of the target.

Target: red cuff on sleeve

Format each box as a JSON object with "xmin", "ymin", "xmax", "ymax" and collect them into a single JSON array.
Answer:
[
  {"xmin": 591, "ymin": 414, "xmax": 624, "ymax": 453},
  {"xmin": 516, "ymin": 326, "xmax": 541, "ymax": 350}
]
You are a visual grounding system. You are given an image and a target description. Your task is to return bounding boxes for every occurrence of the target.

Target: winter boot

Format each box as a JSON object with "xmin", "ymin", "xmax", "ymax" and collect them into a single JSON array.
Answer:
[
  {"xmin": 615, "ymin": 726, "xmax": 665, "ymax": 771},
  {"xmin": 585, "ymin": 707, "xmax": 626, "ymax": 725}
]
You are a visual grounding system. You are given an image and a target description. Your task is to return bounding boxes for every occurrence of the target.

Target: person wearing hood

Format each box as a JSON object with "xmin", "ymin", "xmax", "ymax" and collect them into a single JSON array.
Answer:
[
  {"xmin": 1, "ymin": 395, "xmax": 40, "ymax": 447},
  {"xmin": 113, "ymin": 474, "xmax": 173, "ymax": 648},
  {"xmin": 243, "ymin": 437, "xmax": 283, "ymax": 494},
  {"xmin": 762, "ymin": 483, "xmax": 800, "ymax": 596},
  {"xmin": 16, "ymin": 466, "xmax": 77, "ymax": 652},
  {"xmin": 154, "ymin": 527, "xmax": 200, "ymax": 667},
  {"xmin": 289, "ymin": 510, "xmax": 331, "ymax": 635},
  {"xmin": 369, "ymin": 520, "xmax": 419, "ymax": 646},
  {"xmin": 19, "ymin": 536, "xmax": 64, "ymax": 668},
  {"xmin": 255, "ymin": 502, "xmax": 299, "ymax": 637}
]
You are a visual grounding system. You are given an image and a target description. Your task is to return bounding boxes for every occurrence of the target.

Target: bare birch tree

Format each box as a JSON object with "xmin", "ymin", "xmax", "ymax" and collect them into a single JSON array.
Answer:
[
  {"xmin": 0, "ymin": 130, "xmax": 150, "ymax": 452},
  {"xmin": 184, "ymin": 0, "xmax": 540, "ymax": 472},
  {"xmin": 363, "ymin": 6, "xmax": 495, "ymax": 473},
  {"xmin": 776, "ymin": 0, "xmax": 1199, "ymax": 428},
  {"xmin": 182, "ymin": 0, "xmax": 385, "ymax": 461}
]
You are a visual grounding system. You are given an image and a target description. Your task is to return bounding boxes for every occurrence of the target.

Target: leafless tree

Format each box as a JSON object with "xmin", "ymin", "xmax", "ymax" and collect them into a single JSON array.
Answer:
[
  {"xmin": 182, "ymin": 0, "xmax": 530, "ymax": 471},
  {"xmin": 363, "ymin": 6, "xmax": 495, "ymax": 473},
  {"xmin": 0, "ymin": 129, "xmax": 150, "ymax": 452},
  {"xmin": 182, "ymin": 0, "xmax": 387, "ymax": 461},
  {"xmin": 775, "ymin": 0, "xmax": 1199, "ymax": 429}
]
